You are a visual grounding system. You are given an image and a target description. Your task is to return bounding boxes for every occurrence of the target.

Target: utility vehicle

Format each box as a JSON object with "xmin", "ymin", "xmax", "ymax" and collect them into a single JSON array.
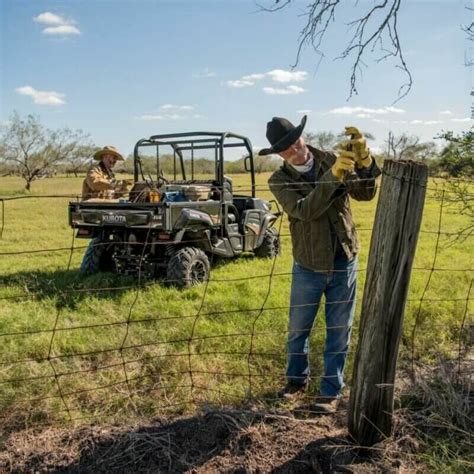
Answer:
[{"xmin": 69, "ymin": 132, "xmax": 281, "ymax": 287}]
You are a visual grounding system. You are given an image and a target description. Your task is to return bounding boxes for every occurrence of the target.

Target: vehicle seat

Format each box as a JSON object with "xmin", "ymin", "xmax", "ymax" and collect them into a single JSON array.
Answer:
[
  {"xmin": 226, "ymin": 203, "xmax": 239, "ymax": 226},
  {"xmin": 222, "ymin": 176, "xmax": 233, "ymax": 202},
  {"xmin": 210, "ymin": 176, "xmax": 234, "ymax": 203}
]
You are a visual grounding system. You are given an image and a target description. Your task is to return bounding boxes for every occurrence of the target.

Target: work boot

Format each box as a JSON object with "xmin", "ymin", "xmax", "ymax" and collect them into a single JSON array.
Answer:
[
  {"xmin": 312, "ymin": 394, "xmax": 340, "ymax": 413},
  {"xmin": 314, "ymin": 395, "xmax": 340, "ymax": 404},
  {"xmin": 277, "ymin": 381, "xmax": 307, "ymax": 400}
]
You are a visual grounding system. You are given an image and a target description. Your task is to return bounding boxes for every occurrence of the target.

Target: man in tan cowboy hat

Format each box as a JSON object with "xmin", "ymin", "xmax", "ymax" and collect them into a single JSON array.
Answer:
[{"xmin": 82, "ymin": 145, "xmax": 131, "ymax": 200}]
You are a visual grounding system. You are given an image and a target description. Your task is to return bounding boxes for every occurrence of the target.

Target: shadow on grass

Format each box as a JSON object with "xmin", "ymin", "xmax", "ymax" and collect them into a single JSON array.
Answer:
[
  {"xmin": 0, "ymin": 253, "xmax": 273, "ymax": 308},
  {"xmin": 0, "ymin": 269, "xmax": 142, "ymax": 308}
]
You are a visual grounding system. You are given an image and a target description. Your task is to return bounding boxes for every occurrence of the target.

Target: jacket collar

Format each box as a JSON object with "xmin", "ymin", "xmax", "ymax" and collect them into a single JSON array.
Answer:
[
  {"xmin": 281, "ymin": 160, "xmax": 303, "ymax": 181},
  {"xmin": 308, "ymin": 145, "xmax": 332, "ymax": 173},
  {"xmin": 99, "ymin": 160, "xmax": 115, "ymax": 179}
]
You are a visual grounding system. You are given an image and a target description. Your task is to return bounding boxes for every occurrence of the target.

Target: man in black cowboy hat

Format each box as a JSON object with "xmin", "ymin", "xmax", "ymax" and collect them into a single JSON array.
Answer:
[{"xmin": 260, "ymin": 116, "xmax": 381, "ymax": 402}]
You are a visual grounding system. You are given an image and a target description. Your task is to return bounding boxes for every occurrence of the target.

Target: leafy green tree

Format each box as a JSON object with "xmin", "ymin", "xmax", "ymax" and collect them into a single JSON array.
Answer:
[
  {"xmin": 435, "ymin": 130, "xmax": 473, "ymax": 177},
  {"xmin": 432, "ymin": 129, "xmax": 474, "ymax": 244}
]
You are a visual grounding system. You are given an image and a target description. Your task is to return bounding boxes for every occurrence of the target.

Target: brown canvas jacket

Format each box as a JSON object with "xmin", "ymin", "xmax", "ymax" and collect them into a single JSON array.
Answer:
[
  {"xmin": 82, "ymin": 162, "xmax": 116, "ymax": 200},
  {"xmin": 268, "ymin": 145, "xmax": 381, "ymax": 272}
]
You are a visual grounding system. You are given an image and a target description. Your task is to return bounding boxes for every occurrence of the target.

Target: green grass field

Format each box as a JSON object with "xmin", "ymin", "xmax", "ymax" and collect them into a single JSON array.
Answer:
[{"xmin": 0, "ymin": 173, "xmax": 472, "ymax": 427}]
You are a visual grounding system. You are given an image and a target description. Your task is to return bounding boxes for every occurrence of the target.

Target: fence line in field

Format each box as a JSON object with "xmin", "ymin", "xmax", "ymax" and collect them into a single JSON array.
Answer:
[{"xmin": 0, "ymin": 169, "xmax": 472, "ymax": 428}]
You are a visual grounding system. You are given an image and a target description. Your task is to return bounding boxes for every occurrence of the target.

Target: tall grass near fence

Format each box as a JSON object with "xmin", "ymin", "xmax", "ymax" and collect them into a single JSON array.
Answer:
[{"xmin": 0, "ymin": 173, "xmax": 472, "ymax": 428}]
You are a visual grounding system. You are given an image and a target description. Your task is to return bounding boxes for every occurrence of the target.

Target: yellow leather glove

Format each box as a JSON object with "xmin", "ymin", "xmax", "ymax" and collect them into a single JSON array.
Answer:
[
  {"xmin": 331, "ymin": 150, "xmax": 356, "ymax": 181},
  {"xmin": 344, "ymin": 126, "xmax": 372, "ymax": 169}
]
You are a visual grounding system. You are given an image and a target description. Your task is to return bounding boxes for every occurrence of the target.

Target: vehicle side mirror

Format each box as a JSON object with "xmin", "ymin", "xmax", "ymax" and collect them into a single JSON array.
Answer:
[{"xmin": 244, "ymin": 155, "xmax": 252, "ymax": 172}]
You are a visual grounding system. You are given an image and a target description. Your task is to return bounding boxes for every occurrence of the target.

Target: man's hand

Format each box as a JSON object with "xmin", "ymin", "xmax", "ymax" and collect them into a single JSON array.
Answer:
[
  {"xmin": 115, "ymin": 179, "xmax": 133, "ymax": 190},
  {"xmin": 331, "ymin": 150, "xmax": 356, "ymax": 181},
  {"xmin": 344, "ymin": 126, "xmax": 372, "ymax": 169}
]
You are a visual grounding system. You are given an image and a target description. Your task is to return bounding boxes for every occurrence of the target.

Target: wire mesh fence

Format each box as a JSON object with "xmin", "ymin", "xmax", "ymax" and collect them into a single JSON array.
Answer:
[{"xmin": 0, "ymin": 170, "xmax": 472, "ymax": 429}]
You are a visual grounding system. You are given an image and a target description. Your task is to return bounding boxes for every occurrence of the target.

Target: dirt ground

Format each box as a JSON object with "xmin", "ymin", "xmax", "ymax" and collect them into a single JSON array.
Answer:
[{"xmin": 0, "ymin": 398, "xmax": 416, "ymax": 473}]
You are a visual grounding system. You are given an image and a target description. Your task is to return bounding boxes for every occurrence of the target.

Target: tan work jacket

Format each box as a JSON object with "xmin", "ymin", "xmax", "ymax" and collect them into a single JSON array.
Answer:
[
  {"xmin": 268, "ymin": 145, "xmax": 381, "ymax": 272},
  {"xmin": 82, "ymin": 162, "xmax": 116, "ymax": 200}
]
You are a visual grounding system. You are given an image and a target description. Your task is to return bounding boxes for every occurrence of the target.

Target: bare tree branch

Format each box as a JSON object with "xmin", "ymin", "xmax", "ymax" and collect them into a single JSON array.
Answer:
[
  {"xmin": 385, "ymin": 131, "xmax": 422, "ymax": 160},
  {"xmin": 0, "ymin": 112, "xmax": 93, "ymax": 190},
  {"xmin": 256, "ymin": 0, "xmax": 291, "ymax": 13},
  {"xmin": 462, "ymin": 5, "xmax": 473, "ymax": 42},
  {"xmin": 260, "ymin": 0, "xmax": 412, "ymax": 102}
]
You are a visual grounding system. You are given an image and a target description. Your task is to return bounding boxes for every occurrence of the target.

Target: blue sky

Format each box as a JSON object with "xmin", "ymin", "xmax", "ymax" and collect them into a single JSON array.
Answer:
[{"xmin": 1, "ymin": 0, "xmax": 472, "ymax": 158}]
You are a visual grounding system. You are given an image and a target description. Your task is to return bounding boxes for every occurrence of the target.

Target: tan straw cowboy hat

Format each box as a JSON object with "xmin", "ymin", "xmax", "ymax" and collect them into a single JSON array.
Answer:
[{"xmin": 93, "ymin": 145, "xmax": 125, "ymax": 161}]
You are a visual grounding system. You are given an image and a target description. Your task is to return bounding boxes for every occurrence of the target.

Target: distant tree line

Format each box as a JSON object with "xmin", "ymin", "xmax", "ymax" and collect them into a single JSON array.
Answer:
[
  {"xmin": 118, "ymin": 154, "xmax": 281, "ymax": 177},
  {"xmin": 0, "ymin": 112, "xmax": 471, "ymax": 191}
]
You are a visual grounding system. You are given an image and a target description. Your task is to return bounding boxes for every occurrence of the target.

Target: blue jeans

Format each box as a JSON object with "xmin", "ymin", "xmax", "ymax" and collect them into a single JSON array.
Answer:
[{"xmin": 287, "ymin": 254, "xmax": 358, "ymax": 397}]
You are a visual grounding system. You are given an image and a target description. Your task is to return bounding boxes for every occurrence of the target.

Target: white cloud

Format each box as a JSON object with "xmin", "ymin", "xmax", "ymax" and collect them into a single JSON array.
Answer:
[
  {"xmin": 227, "ymin": 69, "xmax": 308, "ymax": 91},
  {"xmin": 239, "ymin": 70, "xmax": 307, "ymax": 83},
  {"xmin": 328, "ymin": 106, "xmax": 406, "ymax": 115},
  {"xmin": 43, "ymin": 25, "xmax": 80, "ymax": 35},
  {"xmin": 33, "ymin": 11, "xmax": 80, "ymax": 35},
  {"xmin": 384, "ymin": 106, "xmax": 405, "ymax": 114},
  {"xmin": 263, "ymin": 85, "xmax": 305, "ymax": 95},
  {"xmin": 451, "ymin": 117, "xmax": 471, "ymax": 122},
  {"xmin": 410, "ymin": 119, "xmax": 442, "ymax": 125},
  {"xmin": 242, "ymin": 73, "xmax": 266, "ymax": 81},
  {"xmin": 160, "ymin": 104, "xmax": 195, "ymax": 111},
  {"xmin": 227, "ymin": 80, "xmax": 254, "ymax": 88},
  {"xmin": 33, "ymin": 12, "xmax": 66, "ymax": 25},
  {"xmin": 136, "ymin": 114, "xmax": 166, "ymax": 120},
  {"xmin": 356, "ymin": 113, "xmax": 371, "ymax": 118},
  {"xmin": 15, "ymin": 85, "xmax": 66, "ymax": 106},
  {"xmin": 440, "ymin": 110, "xmax": 453, "ymax": 115},
  {"xmin": 329, "ymin": 107, "xmax": 362, "ymax": 115},
  {"xmin": 297, "ymin": 109, "xmax": 312, "ymax": 114},
  {"xmin": 135, "ymin": 110, "xmax": 204, "ymax": 121},
  {"xmin": 266, "ymin": 69, "xmax": 308, "ymax": 83}
]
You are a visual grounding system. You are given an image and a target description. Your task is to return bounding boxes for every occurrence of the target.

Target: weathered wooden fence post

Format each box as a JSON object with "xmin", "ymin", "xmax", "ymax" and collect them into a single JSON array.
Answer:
[{"xmin": 348, "ymin": 160, "xmax": 428, "ymax": 446}]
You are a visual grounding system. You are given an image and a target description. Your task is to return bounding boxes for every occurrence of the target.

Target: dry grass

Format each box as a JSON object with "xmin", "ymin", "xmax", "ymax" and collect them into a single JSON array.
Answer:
[
  {"xmin": 389, "ymin": 358, "xmax": 473, "ymax": 472},
  {"xmin": 1, "ymin": 358, "xmax": 471, "ymax": 472}
]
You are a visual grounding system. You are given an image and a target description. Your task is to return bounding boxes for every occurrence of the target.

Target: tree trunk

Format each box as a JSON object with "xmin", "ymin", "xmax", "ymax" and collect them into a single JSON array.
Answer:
[{"xmin": 348, "ymin": 160, "xmax": 428, "ymax": 446}]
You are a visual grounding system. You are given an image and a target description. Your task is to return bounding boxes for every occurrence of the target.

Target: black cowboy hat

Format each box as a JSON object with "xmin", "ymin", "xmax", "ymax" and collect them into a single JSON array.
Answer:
[{"xmin": 258, "ymin": 115, "xmax": 307, "ymax": 156}]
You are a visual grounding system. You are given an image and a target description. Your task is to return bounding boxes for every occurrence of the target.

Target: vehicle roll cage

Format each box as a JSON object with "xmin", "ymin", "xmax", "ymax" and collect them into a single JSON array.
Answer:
[{"xmin": 133, "ymin": 131, "xmax": 255, "ymax": 198}]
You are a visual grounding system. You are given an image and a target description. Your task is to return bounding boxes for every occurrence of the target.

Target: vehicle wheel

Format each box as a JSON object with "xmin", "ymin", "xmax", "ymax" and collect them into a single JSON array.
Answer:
[
  {"xmin": 254, "ymin": 227, "xmax": 280, "ymax": 258},
  {"xmin": 80, "ymin": 238, "xmax": 114, "ymax": 275},
  {"xmin": 167, "ymin": 247, "xmax": 210, "ymax": 288}
]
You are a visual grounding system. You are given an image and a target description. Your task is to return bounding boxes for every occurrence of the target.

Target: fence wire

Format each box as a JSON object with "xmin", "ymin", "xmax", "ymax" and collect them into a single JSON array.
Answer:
[{"xmin": 0, "ymin": 170, "xmax": 472, "ymax": 428}]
